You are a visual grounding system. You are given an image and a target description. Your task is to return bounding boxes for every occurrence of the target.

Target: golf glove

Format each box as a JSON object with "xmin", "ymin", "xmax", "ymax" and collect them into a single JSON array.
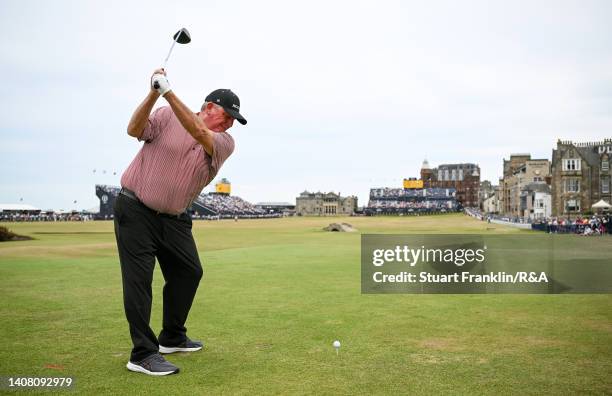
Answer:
[{"xmin": 151, "ymin": 74, "xmax": 171, "ymax": 96}]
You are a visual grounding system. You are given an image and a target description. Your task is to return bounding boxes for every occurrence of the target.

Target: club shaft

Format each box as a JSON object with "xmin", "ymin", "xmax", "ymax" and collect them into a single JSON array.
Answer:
[{"xmin": 163, "ymin": 40, "xmax": 178, "ymax": 69}]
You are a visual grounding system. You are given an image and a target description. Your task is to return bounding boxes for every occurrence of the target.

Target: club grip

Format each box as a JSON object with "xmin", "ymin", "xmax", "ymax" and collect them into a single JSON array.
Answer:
[{"xmin": 153, "ymin": 81, "xmax": 160, "ymax": 89}]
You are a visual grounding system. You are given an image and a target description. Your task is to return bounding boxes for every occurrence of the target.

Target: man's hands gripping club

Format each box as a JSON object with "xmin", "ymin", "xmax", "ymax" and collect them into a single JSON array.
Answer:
[
  {"xmin": 144, "ymin": 68, "xmax": 216, "ymax": 156},
  {"xmin": 151, "ymin": 69, "xmax": 171, "ymax": 96}
]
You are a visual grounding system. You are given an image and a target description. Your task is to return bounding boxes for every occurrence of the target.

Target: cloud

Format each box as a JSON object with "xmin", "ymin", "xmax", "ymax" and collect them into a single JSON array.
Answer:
[{"xmin": 1, "ymin": 0, "xmax": 611, "ymax": 209}]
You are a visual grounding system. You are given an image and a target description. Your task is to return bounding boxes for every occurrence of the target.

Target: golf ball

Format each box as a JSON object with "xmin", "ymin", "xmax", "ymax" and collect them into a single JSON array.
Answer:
[{"xmin": 333, "ymin": 340, "xmax": 341, "ymax": 348}]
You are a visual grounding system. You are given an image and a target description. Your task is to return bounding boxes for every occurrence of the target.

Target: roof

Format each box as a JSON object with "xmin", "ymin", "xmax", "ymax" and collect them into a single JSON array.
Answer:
[
  {"xmin": 553, "ymin": 140, "xmax": 607, "ymax": 169},
  {"xmin": 0, "ymin": 204, "xmax": 41, "ymax": 211},
  {"xmin": 524, "ymin": 183, "xmax": 551, "ymax": 193},
  {"xmin": 435, "ymin": 163, "xmax": 480, "ymax": 171},
  {"xmin": 576, "ymin": 145, "xmax": 602, "ymax": 168},
  {"xmin": 255, "ymin": 202, "xmax": 294, "ymax": 206}
]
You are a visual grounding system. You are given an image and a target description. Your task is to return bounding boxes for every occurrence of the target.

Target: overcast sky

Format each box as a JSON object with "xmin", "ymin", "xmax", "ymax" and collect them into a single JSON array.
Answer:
[{"xmin": 1, "ymin": 0, "xmax": 611, "ymax": 211}]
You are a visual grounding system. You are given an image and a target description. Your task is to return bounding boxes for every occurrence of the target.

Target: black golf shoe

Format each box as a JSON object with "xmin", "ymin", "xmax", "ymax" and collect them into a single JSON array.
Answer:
[
  {"xmin": 159, "ymin": 338, "xmax": 204, "ymax": 354},
  {"xmin": 126, "ymin": 353, "xmax": 179, "ymax": 376}
]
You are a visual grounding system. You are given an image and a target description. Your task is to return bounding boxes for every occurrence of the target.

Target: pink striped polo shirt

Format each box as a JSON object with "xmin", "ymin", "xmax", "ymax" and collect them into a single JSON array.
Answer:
[{"xmin": 121, "ymin": 106, "xmax": 235, "ymax": 214}]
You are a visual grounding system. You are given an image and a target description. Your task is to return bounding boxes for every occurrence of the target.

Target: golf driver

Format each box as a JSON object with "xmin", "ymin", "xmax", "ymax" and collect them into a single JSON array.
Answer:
[{"xmin": 153, "ymin": 28, "xmax": 191, "ymax": 89}]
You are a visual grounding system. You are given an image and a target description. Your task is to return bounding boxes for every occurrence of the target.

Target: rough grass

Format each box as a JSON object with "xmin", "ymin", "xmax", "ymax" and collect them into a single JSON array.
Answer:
[{"xmin": 0, "ymin": 214, "xmax": 610, "ymax": 395}]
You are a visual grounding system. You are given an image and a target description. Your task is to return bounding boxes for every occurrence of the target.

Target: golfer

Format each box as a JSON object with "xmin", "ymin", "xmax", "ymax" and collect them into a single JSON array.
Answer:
[{"xmin": 114, "ymin": 68, "xmax": 246, "ymax": 376}]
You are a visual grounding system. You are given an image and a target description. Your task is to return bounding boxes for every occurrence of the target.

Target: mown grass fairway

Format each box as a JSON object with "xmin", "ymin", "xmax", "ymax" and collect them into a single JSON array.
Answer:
[{"xmin": 0, "ymin": 214, "xmax": 611, "ymax": 394}]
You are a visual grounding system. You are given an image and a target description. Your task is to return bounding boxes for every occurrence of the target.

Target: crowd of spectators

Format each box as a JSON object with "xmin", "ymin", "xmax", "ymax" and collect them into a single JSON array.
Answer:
[
  {"xmin": 366, "ymin": 187, "xmax": 460, "ymax": 215},
  {"xmin": 534, "ymin": 216, "xmax": 611, "ymax": 235},
  {"xmin": 368, "ymin": 200, "xmax": 457, "ymax": 210},
  {"xmin": 370, "ymin": 187, "xmax": 455, "ymax": 199},
  {"xmin": 464, "ymin": 208, "xmax": 529, "ymax": 224},
  {"xmin": 1, "ymin": 192, "xmax": 279, "ymax": 222},
  {"xmin": 1, "ymin": 213, "xmax": 95, "ymax": 222},
  {"xmin": 194, "ymin": 194, "xmax": 270, "ymax": 218},
  {"xmin": 465, "ymin": 207, "xmax": 612, "ymax": 235}
]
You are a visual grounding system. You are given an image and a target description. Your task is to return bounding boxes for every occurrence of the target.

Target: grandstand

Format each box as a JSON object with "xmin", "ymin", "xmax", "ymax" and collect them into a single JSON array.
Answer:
[
  {"xmin": 366, "ymin": 187, "xmax": 461, "ymax": 215},
  {"xmin": 96, "ymin": 185, "xmax": 121, "ymax": 219},
  {"xmin": 190, "ymin": 177, "xmax": 276, "ymax": 218},
  {"xmin": 192, "ymin": 193, "xmax": 269, "ymax": 219},
  {"xmin": 95, "ymin": 184, "xmax": 273, "ymax": 220},
  {"xmin": 255, "ymin": 202, "xmax": 296, "ymax": 215}
]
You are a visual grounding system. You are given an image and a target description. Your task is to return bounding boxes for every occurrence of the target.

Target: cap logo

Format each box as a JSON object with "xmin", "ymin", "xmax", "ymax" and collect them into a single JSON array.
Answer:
[{"xmin": 232, "ymin": 104, "xmax": 240, "ymax": 110}]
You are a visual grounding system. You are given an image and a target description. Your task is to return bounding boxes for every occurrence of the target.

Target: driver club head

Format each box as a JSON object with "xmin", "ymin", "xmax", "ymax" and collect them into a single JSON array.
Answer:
[
  {"xmin": 173, "ymin": 28, "xmax": 191, "ymax": 44},
  {"xmin": 153, "ymin": 28, "xmax": 192, "ymax": 89}
]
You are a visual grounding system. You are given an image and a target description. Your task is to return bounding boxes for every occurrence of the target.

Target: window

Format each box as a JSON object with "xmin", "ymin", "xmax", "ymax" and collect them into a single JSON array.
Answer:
[
  {"xmin": 562, "ymin": 159, "xmax": 581, "ymax": 171},
  {"xmin": 603, "ymin": 161, "xmax": 609, "ymax": 171},
  {"xmin": 533, "ymin": 177, "xmax": 543, "ymax": 182},
  {"xmin": 451, "ymin": 169, "xmax": 456, "ymax": 181},
  {"xmin": 564, "ymin": 178, "xmax": 580, "ymax": 193},
  {"xmin": 602, "ymin": 177, "xmax": 610, "ymax": 194},
  {"xmin": 565, "ymin": 199, "xmax": 580, "ymax": 212}
]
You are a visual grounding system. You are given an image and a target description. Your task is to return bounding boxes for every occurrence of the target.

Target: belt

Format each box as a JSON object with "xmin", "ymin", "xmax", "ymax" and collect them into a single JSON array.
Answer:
[
  {"xmin": 119, "ymin": 188, "xmax": 185, "ymax": 219},
  {"xmin": 119, "ymin": 187, "xmax": 139, "ymax": 202}
]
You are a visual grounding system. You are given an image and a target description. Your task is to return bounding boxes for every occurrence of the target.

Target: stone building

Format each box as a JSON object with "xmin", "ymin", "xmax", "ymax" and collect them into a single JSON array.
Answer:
[
  {"xmin": 482, "ymin": 185, "xmax": 502, "ymax": 214},
  {"xmin": 520, "ymin": 183, "xmax": 551, "ymax": 220},
  {"xmin": 478, "ymin": 180, "xmax": 494, "ymax": 209},
  {"xmin": 550, "ymin": 139, "xmax": 612, "ymax": 216},
  {"xmin": 295, "ymin": 191, "xmax": 358, "ymax": 216},
  {"xmin": 420, "ymin": 160, "xmax": 480, "ymax": 207},
  {"xmin": 482, "ymin": 186, "xmax": 501, "ymax": 214},
  {"xmin": 501, "ymin": 154, "xmax": 550, "ymax": 217}
]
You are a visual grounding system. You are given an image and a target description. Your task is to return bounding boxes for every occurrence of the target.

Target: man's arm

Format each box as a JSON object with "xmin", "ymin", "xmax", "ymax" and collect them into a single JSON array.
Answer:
[
  {"xmin": 127, "ymin": 68, "xmax": 168, "ymax": 139},
  {"xmin": 163, "ymin": 91, "xmax": 215, "ymax": 156},
  {"xmin": 127, "ymin": 90, "xmax": 160, "ymax": 139}
]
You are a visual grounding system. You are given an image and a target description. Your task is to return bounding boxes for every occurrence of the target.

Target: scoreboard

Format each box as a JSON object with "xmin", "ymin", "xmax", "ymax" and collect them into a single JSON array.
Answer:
[
  {"xmin": 215, "ymin": 178, "xmax": 231, "ymax": 195},
  {"xmin": 403, "ymin": 179, "xmax": 424, "ymax": 189}
]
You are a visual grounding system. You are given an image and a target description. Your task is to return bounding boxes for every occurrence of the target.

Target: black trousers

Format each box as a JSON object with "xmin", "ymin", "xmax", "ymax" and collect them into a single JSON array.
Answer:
[{"xmin": 113, "ymin": 194, "xmax": 203, "ymax": 362}]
